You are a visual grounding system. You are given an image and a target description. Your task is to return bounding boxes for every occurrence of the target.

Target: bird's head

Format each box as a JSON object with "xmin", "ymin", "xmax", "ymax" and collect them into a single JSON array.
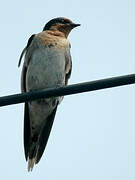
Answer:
[{"xmin": 43, "ymin": 17, "xmax": 80, "ymax": 38}]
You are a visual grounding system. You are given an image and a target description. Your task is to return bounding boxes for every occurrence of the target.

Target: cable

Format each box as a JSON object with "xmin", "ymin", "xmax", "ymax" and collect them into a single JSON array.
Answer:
[{"xmin": 0, "ymin": 73, "xmax": 135, "ymax": 107}]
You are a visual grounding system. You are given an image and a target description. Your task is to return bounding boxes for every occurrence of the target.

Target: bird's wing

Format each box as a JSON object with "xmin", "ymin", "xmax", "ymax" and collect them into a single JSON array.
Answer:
[
  {"xmin": 24, "ymin": 102, "xmax": 31, "ymax": 161},
  {"xmin": 65, "ymin": 44, "xmax": 72, "ymax": 85},
  {"xmin": 20, "ymin": 34, "xmax": 36, "ymax": 92},
  {"xmin": 18, "ymin": 34, "xmax": 35, "ymax": 68},
  {"xmin": 19, "ymin": 34, "xmax": 38, "ymax": 161}
]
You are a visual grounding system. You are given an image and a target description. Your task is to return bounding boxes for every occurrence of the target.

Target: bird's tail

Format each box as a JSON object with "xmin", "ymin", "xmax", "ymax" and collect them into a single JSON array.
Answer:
[
  {"xmin": 27, "ymin": 143, "xmax": 40, "ymax": 171},
  {"xmin": 24, "ymin": 103, "xmax": 58, "ymax": 172},
  {"xmin": 28, "ymin": 157, "xmax": 36, "ymax": 172},
  {"xmin": 27, "ymin": 140, "xmax": 40, "ymax": 171}
]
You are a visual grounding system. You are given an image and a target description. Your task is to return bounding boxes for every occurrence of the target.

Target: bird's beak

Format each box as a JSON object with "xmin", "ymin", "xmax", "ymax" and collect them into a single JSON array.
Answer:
[{"xmin": 70, "ymin": 23, "xmax": 81, "ymax": 28}]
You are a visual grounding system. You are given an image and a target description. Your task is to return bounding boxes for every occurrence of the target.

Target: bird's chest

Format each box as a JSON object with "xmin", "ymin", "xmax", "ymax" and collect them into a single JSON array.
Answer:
[{"xmin": 26, "ymin": 47, "xmax": 66, "ymax": 91}]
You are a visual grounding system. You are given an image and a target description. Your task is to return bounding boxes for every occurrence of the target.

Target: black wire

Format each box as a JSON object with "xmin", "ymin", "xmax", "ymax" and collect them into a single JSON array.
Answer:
[{"xmin": 0, "ymin": 73, "xmax": 135, "ymax": 107}]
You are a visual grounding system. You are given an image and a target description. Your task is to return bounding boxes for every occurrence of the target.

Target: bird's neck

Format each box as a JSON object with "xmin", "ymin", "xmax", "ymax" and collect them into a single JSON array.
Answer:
[{"xmin": 45, "ymin": 30, "xmax": 67, "ymax": 38}]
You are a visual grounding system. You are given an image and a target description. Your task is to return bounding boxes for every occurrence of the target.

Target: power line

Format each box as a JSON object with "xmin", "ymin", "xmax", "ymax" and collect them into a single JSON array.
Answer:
[{"xmin": 0, "ymin": 73, "xmax": 135, "ymax": 107}]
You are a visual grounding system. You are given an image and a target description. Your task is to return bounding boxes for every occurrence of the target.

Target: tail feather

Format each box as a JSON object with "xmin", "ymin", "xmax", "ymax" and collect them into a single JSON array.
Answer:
[
  {"xmin": 35, "ymin": 106, "xmax": 57, "ymax": 163},
  {"xmin": 28, "ymin": 158, "xmax": 35, "ymax": 172},
  {"xmin": 27, "ymin": 143, "xmax": 39, "ymax": 171},
  {"xmin": 24, "ymin": 103, "xmax": 58, "ymax": 171}
]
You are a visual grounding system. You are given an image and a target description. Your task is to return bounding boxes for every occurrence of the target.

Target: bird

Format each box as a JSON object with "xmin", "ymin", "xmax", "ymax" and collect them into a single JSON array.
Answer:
[{"xmin": 18, "ymin": 17, "xmax": 80, "ymax": 171}]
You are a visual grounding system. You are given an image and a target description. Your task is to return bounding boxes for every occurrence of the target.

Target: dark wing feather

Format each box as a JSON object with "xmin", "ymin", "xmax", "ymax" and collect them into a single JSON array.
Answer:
[
  {"xmin": 65, "ymin": 46, "xmax": 72, "ymax": 85},
  {"xmin": 65, "ymin": 60, "xmax": 72, "ymax": 85},
  {"xmin": 21, "ymin": 65, "xmax": 27, "ymax": 92},
  {"xmin": 18, "ymin": 34, "xmax": 35, "ymax": 67},
  {"xmin": 26, "ymin": 34, "xmax": 36, "ymax": 49},
  {"xmin": 36, "ymin": 105, "xmax": 58, "ymax": 163},
  {"xmin": 20, "ymin": 34, "xmax": 36, "ymax": 160},
  {"xmin": 18, "ymin": 47, "xmax": 27, "ymax": 67},
  {"xmin": 24, "ymin": 103, "xmax": 31, "ymax": 161}
]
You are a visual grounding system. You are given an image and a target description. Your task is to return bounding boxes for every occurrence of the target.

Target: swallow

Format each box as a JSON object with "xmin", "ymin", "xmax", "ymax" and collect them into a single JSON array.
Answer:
[{"xmin": 18, "ymin": 17, "xmax": 80, "ymax": 171}]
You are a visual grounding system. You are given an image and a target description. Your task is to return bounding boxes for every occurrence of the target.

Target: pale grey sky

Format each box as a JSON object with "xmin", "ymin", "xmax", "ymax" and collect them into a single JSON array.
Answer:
[{"xmin": 0, "ymin": 0, "xmax": 135, "ymax": 179}]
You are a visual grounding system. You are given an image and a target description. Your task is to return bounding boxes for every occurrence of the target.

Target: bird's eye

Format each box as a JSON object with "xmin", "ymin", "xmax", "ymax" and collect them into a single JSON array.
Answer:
[{"xmin": 61, "ymin": 19, "xmax": 65, "ymax": 23}]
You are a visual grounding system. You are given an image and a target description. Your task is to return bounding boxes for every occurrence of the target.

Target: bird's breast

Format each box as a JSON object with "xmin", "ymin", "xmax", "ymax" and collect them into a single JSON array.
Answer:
[{"xmin": 26, "ymin": 46, "xmax": 66, "ymax": 92}]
